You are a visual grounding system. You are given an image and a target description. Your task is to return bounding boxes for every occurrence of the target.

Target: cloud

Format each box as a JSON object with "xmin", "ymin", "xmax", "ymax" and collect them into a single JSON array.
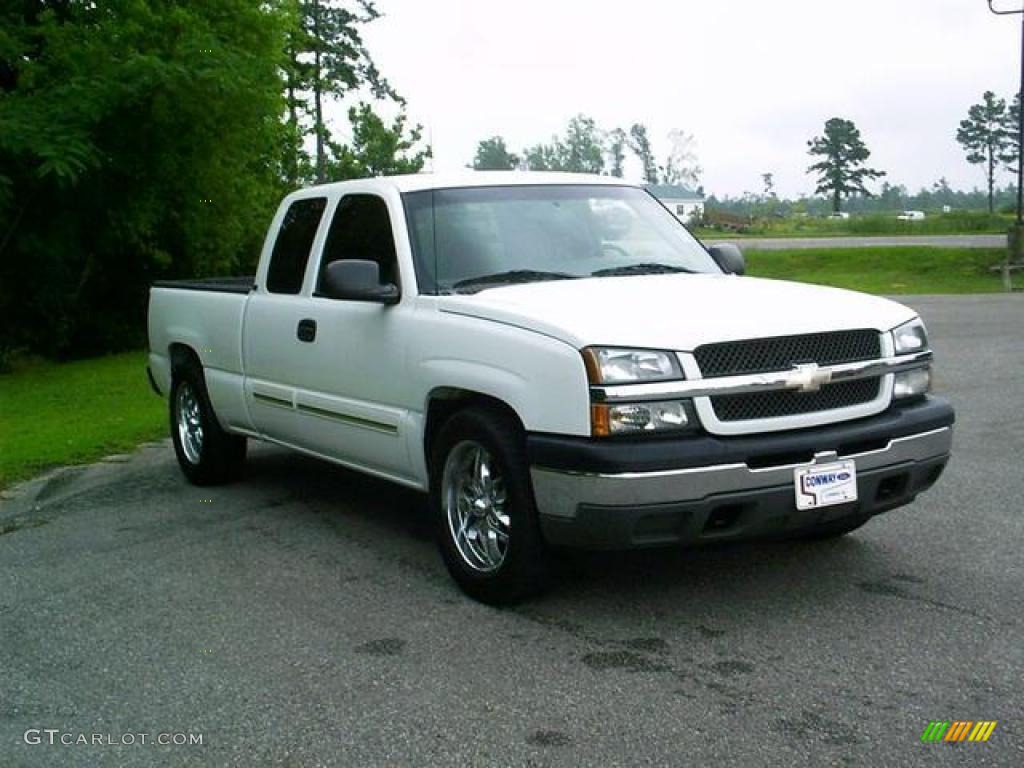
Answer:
[{"xmin": 351, "ymin": 0, "xmax": 1021, "ymax": 196}]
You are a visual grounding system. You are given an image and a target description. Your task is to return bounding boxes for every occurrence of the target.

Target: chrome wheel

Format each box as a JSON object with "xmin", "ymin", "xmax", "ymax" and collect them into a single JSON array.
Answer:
[
  {"xmin": 176, "ymin": 382, "xmax": 204, "ymax": 465},
  {"xmin": 443, "ymin": 440, "xmax": 510, "ymax": 572}
]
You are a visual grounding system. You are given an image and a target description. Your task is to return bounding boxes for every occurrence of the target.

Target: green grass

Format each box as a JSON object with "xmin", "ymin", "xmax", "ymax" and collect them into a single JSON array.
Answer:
[
  {"xmin": 0, "ymin": 351, "xmax": 166, "ymax": 489},
  {"xmin": 745, "ymin": 247, "xmax": 1009, "ymax": 294},
  {"xmin": 695, "ymin": 211, "xmax": 1013, "ymax": 239}
]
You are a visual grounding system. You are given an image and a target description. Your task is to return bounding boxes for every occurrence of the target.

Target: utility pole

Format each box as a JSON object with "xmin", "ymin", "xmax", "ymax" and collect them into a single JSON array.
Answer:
[
  {"xmin": 313, "ymin": 0, "xmax": 326, "ymax": 184},
  {"xmin": 988, "ymin": 0, "xmax": 1024, "ymax": 263}
]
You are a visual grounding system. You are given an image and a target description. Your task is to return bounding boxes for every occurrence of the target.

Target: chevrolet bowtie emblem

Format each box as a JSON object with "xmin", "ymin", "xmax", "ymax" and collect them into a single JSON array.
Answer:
[{"xmin": 788, "ymin": 362, "xmax": 832, "ymax": 393}]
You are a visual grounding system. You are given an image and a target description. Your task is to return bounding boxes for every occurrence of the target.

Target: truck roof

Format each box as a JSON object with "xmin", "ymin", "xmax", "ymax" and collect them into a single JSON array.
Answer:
[{"xmin": 298, "ymin": 171, "xmax": 639, "ymax": 195}]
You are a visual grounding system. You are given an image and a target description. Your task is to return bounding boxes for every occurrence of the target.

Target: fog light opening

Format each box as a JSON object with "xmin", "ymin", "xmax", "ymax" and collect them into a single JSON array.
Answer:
[
  {"xmin": 875, "ymin": 474, "xmax": 910, "ymax": 502},
  {"xmin": 703, "ymin": 504, "xmax": 743, "ymax": 533}
]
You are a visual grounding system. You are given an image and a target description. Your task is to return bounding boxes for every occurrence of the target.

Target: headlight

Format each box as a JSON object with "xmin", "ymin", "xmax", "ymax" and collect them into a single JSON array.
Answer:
[
  {"xmin": 591, "ymin": 400, "xmax": 695, "ymax": 436},
  {"xmin": 583, "ymin": 347, "xmax": 682, "ymax": 384},
  {"xmin": 894, "ymin": 367, "xmax": 931, "ymax": 399},
  {"xmin": 892, "ymin": 318, "xmax": 929, "ymax": 355}
]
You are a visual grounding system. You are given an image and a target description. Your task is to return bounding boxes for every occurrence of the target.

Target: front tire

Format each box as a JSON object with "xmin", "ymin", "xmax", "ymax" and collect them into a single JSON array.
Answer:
[
  {"xmin": 170, "ymin": 362, "xmax": 246, "ymax": 485},
  {"xmin": 430, "ymin": 407, "xmax": 549, "ymax": 605}
]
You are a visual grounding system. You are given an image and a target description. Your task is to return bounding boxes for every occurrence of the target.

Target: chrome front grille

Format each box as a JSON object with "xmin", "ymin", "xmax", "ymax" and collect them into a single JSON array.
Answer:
[
  {"xmin": 694, "ymin": 330, "xmax": 884, "ymax": 424},
  {"xmin": 710, "ymin": 378, "xmax": 882, "ymax": 422},
  {"xmin": 694, "ymin": 330, "xmax": 881, "ymax": 378}
]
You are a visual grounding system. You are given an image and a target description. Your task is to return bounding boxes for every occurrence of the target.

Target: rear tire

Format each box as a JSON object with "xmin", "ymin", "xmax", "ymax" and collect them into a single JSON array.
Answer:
[
  {"xmin": 170, "ymin": 361, "xmax": 246, "ymax": 486},
  {"xmin": 429, "ymin": 406, "xmax": 549, "ymax": 605}
]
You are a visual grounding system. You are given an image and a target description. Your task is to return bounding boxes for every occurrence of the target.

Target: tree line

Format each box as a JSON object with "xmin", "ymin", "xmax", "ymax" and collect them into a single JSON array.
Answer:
[
  {"xmin": 0, "ymin": 1, "xmax": 427, "ymax": 361},
  {"xmin": 471, "ymin": 91, "xmax": 1022, "ymax": 218},
  {"xmin": 470, "ymin": 116, "xmax": 702, "ymax": 189},
  {"xmin": 799, "ymin": 92, "xmax": 1020, "ymax": 215},
  {"xmin": 707, "ymin": 181, "xmax": 1019, "ymax": 219}
]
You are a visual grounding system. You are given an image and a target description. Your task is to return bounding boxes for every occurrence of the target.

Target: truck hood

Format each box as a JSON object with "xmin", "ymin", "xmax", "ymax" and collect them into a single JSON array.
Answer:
[{"xmin": 437, "ymin": 274, "xmax": 917, "ymax": 350}]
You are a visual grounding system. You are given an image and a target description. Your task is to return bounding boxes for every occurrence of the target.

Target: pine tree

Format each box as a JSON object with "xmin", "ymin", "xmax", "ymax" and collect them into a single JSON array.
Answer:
[{"xmin": 807, "ymin": 118, "xmax": 885, "ymax": 213}]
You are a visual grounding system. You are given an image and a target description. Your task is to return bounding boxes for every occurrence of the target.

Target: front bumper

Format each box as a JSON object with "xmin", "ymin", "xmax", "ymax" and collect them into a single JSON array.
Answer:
[{"xmin": 528, "ymin": 397, "xmax": 954, "ymax": 549}]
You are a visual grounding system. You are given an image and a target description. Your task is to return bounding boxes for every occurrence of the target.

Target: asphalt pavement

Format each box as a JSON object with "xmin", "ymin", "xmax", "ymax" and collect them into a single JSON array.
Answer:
[
  {"xmin": 1, "ymin": 294, "xmax": 1022, "ymax": 767},
  {"xmin": 704, "ymin": 234, "xmax": 1007, "ymax": 250}
]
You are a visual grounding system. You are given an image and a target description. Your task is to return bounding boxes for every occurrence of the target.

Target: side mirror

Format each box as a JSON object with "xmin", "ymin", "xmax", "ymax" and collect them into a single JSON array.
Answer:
[
  {"xmin": 321, "ymin": 259, "xmax": 400, "ymax": 305},
  {"xmin": 707, "ymin": 243, "xmax": 746, "ymax": 275}
]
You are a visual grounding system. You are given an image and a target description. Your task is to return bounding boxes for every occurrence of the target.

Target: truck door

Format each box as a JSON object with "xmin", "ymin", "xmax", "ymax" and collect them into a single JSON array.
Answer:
[
  {"xmin": 285, "ymin": 192, "xmax": 413, "ymax": 479},
  {"xmin": 242, "ymin": 195, "xmax": 329, "ymax": 445}
]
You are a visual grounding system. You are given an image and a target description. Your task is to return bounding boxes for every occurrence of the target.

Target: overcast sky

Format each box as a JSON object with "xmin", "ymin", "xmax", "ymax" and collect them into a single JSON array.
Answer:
[{"xmin": 352, "ymin": 0, "xmax": 1022, "ymax": 198}]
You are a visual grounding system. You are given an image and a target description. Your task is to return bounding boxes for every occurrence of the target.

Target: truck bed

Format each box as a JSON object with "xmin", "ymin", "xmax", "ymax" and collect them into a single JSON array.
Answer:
[
  {"xmin": 151, "ymin": 276, "xmax": 254, "ymax": 294},
  {"xmin": 148, "ymin": 279, "xmax": 253, "ymax": 413}
]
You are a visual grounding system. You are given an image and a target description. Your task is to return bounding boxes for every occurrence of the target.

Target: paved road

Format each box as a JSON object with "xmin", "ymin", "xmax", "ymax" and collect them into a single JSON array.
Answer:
[
  {"xmin": 704, "ymin": 234, "xmax": 1007, "ymax": 250},
  {"xmin": 2, "ymin": 295, "xmax": 1022, "ymax": 767}
]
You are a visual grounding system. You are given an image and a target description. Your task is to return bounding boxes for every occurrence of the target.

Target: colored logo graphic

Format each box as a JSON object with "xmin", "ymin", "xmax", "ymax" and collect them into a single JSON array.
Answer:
[{"xmin": 921, "ymin": 721, "xmax": 997, "ymax": 742}]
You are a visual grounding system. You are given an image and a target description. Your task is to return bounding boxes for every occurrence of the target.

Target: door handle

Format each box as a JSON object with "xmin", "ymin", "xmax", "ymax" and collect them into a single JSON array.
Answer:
[{"xmin": 297, "ymin": 318, "xmax": 317, "ymax": 343}]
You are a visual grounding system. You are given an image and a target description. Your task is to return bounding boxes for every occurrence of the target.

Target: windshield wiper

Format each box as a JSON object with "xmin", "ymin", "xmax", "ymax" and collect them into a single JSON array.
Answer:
[
  {"xmin": 450, "ymin": 269, "xmax": 578, "ymax": 293},
  {"xmin": 590, "ymin": 263, "xmax": 697, "ymax": 277}
]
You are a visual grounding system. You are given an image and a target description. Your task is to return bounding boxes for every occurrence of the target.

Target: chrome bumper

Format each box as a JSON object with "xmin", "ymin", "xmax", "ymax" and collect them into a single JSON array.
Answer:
[{"xmin": 530, "ymin": 426, "xmax": 952, "ymax": 522}]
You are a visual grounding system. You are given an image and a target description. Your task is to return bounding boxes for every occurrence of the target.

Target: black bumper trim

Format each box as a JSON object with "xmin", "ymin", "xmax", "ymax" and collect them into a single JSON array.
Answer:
[
  {"xmin": 527, "ymin": 396, "xmax": 954, "ymax": 474},
  {"xmin": 539, "ymin": 453, "xmax": 949, "ymax": 550}
]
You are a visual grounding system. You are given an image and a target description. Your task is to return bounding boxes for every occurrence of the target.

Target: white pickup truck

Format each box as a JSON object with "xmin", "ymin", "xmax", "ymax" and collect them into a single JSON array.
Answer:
[{"xmin": 148, "ymin": 172, "xmax": 954, "ymax": 603}]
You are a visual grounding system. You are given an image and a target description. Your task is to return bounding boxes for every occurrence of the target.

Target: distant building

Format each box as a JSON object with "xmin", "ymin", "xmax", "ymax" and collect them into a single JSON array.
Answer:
[{"xmin": 645, "ymin": 184, "xmax": 705, "ymax": 222}]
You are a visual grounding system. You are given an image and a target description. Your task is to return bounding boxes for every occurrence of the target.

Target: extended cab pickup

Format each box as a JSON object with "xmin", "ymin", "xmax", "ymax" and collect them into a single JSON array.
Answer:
[{"xmin": 148, "ymin": 172, "xmax": 954, "ymax": 603}]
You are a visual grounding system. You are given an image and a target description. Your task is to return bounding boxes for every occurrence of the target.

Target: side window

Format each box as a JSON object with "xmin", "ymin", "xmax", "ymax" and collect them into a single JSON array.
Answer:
[
  {"xmin": 266, "ymin": 197, "xmax": 327, "ymax": 294},
  {"xmin": 318, "ymin": 194, "xmax": 399, "ymax": 290}
]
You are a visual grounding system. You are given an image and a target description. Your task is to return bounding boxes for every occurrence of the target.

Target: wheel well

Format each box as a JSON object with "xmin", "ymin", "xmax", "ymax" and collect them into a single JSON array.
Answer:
[
  {"xmin": 424, "ymin": 389, "xmax": 525, "ymax": 460},
  {"xmin": 169, "ymin": 343, "xmax": 201, "ymax": 376}
]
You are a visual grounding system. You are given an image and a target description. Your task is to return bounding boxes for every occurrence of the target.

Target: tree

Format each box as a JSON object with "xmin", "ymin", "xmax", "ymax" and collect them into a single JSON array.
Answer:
[
  {"xmin": 878, "ymin": 181, "xmax": 907, "ymax": 211},
  {"xmin": 519, "ymin": 115, "xmax": 604, "ymax": 173},
  {"xmin": 761, "ymin": 173, "xmax": 776, "ymax": 199},
  {"xmin": 628, "ymin": 124, "xmax": 659, "ymax": 184},
  {"xmin": 471, "ymin": 137, "xmax": 519, "ymax": 170},
  {"xmin": 606, "ymin": 128, "xmax": 627, "ymax": 178},
  {"xmin": 956, "ymin": 91, "xmax": 1011, "ymax": 213},
  {"xmin": 559, "ymin": 115, "xmax": 605, "ymax": 174},
  {"xmin": 327, "ymin": 103, "xmax": 430, "ymax": 179},
  {"xmin": 807, "ymin": 117, "xmax": 885, "ymax": 212},
  {"xmin": 1001, "ymin": 91, "xmax": 1021, "ymax": 178},
  {"xmin": 286, "ymin": 1, "xmax": 397, "ymax": 184},
  {"xmin": 661, "ymin": 129, "xmax": 701, "ymax": 188},
  {"xmin": 524, "ymin": 142, "xmax": 560, "ymax": 171},
  {"xmin": 521, "ymin": 114, "xmax": 605, "ymax": 173},
  {"xmin": 0, "ymin": 0, "xmax": 289, "ymax": 357},
  {"xmin": 931, "ymin": 177, "xmax": 954, "ymax": 209}
]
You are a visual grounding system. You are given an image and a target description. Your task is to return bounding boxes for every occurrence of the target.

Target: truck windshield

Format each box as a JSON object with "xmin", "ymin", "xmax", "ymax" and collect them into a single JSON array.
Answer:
[{"xmin": 402, "ymin": 185, "xmax": 720, "ymax": 294}]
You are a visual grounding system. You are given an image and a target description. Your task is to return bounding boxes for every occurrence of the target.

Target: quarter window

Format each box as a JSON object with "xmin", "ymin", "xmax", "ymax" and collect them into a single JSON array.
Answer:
[{"xmin": 266, "ymin": 197, "xmax": 327, "ymax": 294}]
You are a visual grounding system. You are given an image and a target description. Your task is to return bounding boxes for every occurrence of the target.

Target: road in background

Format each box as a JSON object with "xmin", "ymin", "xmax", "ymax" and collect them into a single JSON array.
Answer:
[
  {"xmin": 704, "ymin": 234, "xmax": 1007, "ymax": 250},
  {"xmin": 1, "ymin": 295, "xmax": 1022, "ymax": 766}
]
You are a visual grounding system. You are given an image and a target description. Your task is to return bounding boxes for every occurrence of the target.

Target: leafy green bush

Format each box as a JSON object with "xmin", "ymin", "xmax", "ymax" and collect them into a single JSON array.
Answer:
[{"xmin": 0, "ymin": 2, "xmax": 289, "ymax": 359}]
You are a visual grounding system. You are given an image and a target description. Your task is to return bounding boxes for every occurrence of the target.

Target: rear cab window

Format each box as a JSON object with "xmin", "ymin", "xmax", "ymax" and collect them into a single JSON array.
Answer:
[{"xmin": 266, "ymin": 197, "xmax": 327, "ymax": 294}]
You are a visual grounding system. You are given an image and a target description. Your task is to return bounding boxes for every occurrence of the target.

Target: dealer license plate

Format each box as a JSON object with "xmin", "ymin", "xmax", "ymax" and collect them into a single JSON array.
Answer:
[{"xmin": 795, "ymin": 460, "xmax": 858, "ymax": 511}]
